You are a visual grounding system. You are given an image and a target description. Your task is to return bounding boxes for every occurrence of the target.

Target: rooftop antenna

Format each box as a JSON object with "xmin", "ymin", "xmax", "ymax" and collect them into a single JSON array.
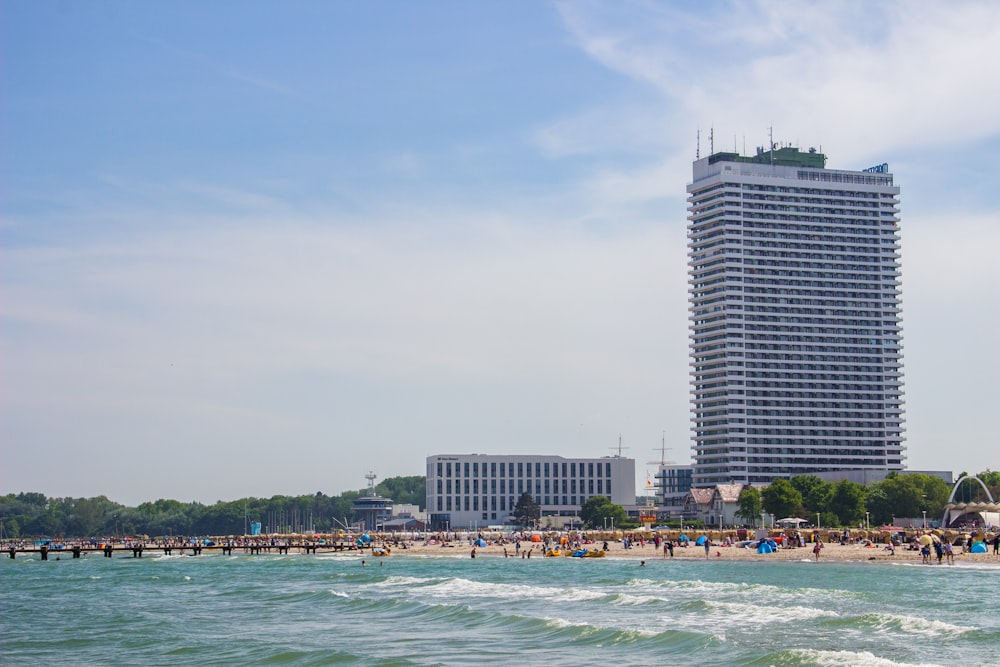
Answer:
[
  {"xmin": 768, "ymin": 125, "xmax": 775, "ymax": 170},
  {"xmin": 648, "ymin": 432, "xmax": 675, "ymax": 466},
  {"xmin": 610, "ymin": 435, "xmax": 629, "ymax": 458},
  {"xmin": 365, "ymin": 470, "xmax": 377, "ymax": 491},
  {"xmin": 696, "ymin": 128, "xmax": 700, "ymax": 159},
  {"xmin": 709, "ymin": 127, "xmax": 714, "ymax": 155}
]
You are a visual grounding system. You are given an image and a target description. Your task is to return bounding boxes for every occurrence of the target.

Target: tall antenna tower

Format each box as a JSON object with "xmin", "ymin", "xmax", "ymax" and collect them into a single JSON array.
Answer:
[
  {"xmin": 649, "ymin": 432, "xmax": 674, "ymax": 466},
  {"xmin": 365, "ymin": 470, "xmax": 377, "ymax": 490},
  {"xmin": 768, "ymin": 125, "xmax": 775, "ymax": 169},
  {"xmin": 610, "ymin": 435, "xmax": 630, "ymax": 458}
]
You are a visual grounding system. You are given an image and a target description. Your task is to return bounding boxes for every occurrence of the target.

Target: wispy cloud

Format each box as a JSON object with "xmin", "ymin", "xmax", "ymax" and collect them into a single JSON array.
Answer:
[{"xmin": 554, "ymin": 0, "xmax": 1000, "ymax": 162}]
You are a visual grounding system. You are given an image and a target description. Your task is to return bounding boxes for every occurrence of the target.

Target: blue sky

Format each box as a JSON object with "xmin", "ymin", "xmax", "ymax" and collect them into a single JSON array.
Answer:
[{"xmin": 3, "ymin": 1, "xmax": 998, "ymax": 505}]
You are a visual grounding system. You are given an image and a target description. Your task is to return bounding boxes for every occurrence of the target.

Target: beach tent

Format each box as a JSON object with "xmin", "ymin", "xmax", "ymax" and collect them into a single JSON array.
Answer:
[
  {"xmin": 678, "ymin": 534, "xmax": 690, "ymax": 542},
  {"xmin": 475, "ymin": 538, "xmax": 486, "ymax": 548},
  {"xmin": 970, "ymin": 542, "xmax": 987, "ymax": 553},
  {"xmin": 757, "ymin": 542, "xmax": 774, "ymax": 554},
  {"xmin": 695, "ymin": 535, "xmax": 707, "ymax": 546}
]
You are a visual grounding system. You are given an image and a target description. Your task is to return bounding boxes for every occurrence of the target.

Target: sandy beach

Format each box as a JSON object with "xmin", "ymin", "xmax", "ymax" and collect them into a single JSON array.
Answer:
[{"xmin": 375, "ymin": 532, "xmax": 1000, "ymax": 565}]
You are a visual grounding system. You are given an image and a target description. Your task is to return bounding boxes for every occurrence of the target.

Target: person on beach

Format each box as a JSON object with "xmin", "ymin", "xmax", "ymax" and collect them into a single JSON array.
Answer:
[
  {"xmin": 993, "ymin": 534, "xmax": 999, "ymax": 555},
  {"xmin": 944, "ymin": 540, "xmax": 954, "ymax": 565},
  {"xmin": 704, "ymin": 539, "xmax": 710, "ymax": 558},
  {"xmin": 813, "ymin": 540, "xmax": 823, "ymax": 560},
  {"xmin": 667, "ymin": 541, "xmax": 674, "ymax": 558}
]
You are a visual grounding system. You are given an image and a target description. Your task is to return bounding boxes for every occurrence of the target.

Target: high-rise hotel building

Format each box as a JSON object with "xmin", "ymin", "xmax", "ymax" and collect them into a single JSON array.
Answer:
[{"xmin": 687, "ymin": 146, "xmax": 905, "ymax": 486}]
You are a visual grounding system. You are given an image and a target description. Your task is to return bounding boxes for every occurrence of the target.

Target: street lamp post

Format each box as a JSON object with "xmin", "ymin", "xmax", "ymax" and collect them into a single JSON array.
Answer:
[
  {"xmin": 922, "ymin": 510, "xmax": 927, "ymax": 529},
  {"xmin": 816, "ymin": 513, "xmax": 821, "ymax": 530},
  {"xmin": 865, "ymin": 511, "xmax": 870, "ymax": 532}
]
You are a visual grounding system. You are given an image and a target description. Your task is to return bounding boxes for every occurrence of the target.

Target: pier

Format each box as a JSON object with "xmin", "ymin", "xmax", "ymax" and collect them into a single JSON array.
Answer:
[{"xmin": 5, "ymin": 540, "xmax": 366, "ymax": 560}]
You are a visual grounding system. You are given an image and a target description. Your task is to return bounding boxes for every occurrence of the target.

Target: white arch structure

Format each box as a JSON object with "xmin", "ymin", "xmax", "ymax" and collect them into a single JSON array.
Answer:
[{"xmin": 942, "ymin": 474, "xmax": 999, "ymax": 528}]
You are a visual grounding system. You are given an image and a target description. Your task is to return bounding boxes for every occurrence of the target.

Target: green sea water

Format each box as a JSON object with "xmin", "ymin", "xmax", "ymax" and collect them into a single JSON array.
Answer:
[{"xmin": 2, "ymin": 551, "xmax": 997, "ymax": 666}]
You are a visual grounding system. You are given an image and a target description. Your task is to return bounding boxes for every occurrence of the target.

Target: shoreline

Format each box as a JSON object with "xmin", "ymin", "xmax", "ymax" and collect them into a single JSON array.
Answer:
[
  {"xmin": 6, "ymin": 528, "xmax": 998, "ymax": 566},
  {"xmin": 389, "ymin": 539, "xmax": 1000, "ymax": 565}
]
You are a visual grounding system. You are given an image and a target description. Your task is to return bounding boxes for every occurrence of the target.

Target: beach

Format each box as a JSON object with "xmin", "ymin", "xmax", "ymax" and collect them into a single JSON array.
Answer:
[{"xmin": 384, "ymin": 533, "xmax": 1000, "ymax": 565}]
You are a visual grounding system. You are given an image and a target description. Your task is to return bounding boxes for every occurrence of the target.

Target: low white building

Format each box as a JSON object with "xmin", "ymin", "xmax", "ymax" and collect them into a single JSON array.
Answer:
[{"xmin": 426, "ymin": 454, "xmax": 636, "ymax": 530}]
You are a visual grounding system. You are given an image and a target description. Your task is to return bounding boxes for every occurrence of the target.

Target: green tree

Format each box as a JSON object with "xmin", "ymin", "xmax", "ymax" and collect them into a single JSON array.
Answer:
[
  {"xmin": 865, "ymin": 486, "xmax": 892, "ymax": 526},
  {"xmin": 735, "ymin": 487, "xmax": 763, "ymax": 526},
  {"xmin": 866, "ymin": 473, "xmax": 950, "ymax": 525},
  {"xmin": 512, "ymin": 492, "xmax": 540, "ymax": 527},
  {"xmin": 790, "ymin": 475, "xmax": 831, "ymax": 514},
  {"xmin": 62, "ymin": 496, "xmax": 120, "ymax": 536},
  {"xmin": 4, "ymin": 517, "xmax": 20, "ymax": 538},
  {"xmin": 762, "ymin": 478, "xmax": 803, "ymax": 520},
  {"xmin": 374, "ymin": 476, "xmax": 425, "ymax": 508},
  {"xmin": 827, "ymin": 480, "xmax": 866, "ymax": 527},
  {"xmin": 579, "ymin": 495, "xmax": 626, "ymax": 530}
]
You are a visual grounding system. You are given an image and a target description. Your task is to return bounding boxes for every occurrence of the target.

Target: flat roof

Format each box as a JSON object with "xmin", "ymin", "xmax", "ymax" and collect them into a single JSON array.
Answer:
[{"xmin": 708, "ymin": 146, "xmax": 826, "ymax": 169}]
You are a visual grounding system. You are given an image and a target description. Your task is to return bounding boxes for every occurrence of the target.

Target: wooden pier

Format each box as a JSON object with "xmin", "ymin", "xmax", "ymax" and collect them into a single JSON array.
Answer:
[{"xmin": 5, "ymin": 541, "xmax": 369, "ymax": 560}]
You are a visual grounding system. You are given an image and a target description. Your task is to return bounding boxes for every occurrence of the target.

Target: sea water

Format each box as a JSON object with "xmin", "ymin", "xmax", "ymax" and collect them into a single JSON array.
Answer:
[{"xmin": 2, "ymin": 551, "xmax": 997, "ymax": 666}]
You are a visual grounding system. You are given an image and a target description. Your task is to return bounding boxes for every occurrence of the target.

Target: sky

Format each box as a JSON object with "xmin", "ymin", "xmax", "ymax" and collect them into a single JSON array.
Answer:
[{"xmin": 2, "ymin": 1, "xmax": 998, "ymax": 507}]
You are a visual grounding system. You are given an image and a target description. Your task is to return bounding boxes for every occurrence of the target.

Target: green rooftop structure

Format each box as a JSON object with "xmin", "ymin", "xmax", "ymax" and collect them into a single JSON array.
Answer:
[{"xmin": 707, "ymin": 145, "xmax": 826, "ymax": 169}]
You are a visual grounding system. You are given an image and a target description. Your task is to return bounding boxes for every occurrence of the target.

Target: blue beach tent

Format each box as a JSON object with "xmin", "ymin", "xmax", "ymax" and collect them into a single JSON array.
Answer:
[
  {"xmin": 970, "ymin": 541, "xmax": 987, "ymax": 553},
  {"xmin": 475, "ymin": 538, "xmax": 486, "ymax": 548},
  {"xmin": 757, "ymin": 541, "xmax": 774, "ymax": 554},
  {"xmin": 695, "ymin": 535, "xmax": 708, "ymax": 546}
]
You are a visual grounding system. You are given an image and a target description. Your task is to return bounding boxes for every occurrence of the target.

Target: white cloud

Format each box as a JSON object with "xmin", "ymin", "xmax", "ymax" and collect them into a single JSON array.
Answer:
[{"xmin": 554, "ymin": 0, "xmax": 1000, "ymax": 165}]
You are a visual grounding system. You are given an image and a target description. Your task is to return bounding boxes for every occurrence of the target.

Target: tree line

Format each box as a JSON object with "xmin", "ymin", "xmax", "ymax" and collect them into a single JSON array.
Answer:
[
  {"xmin": 5, "ymin": 470, "xmax": 996, "ymax": 538},
  {"xmin": 736, "ymin": 471, "xmax": 1000, "ymax": 528},
  {"xmin": 0, "ymin": 476, "xmax": 424, "ymax": 539}
]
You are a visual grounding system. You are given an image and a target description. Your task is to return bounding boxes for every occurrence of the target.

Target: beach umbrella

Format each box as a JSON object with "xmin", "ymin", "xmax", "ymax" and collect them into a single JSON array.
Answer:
[{"xmin": 918, "ymin": 534, "xmax": 933, "ymax": 546}]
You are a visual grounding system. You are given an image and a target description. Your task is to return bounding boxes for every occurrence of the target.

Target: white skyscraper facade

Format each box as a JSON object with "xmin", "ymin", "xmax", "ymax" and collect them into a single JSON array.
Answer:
[{"xmin": 687, "ymin": 147, "xmax": 905, "ymax": 486}]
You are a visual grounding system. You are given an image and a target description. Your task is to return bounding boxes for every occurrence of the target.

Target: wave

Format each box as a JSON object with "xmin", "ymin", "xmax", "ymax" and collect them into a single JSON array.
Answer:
[
  {"xmin": 379, "ymin": 575, "xmax": 607, "ymax": 603},
  {"xmin": 749, "ymin": 648, "xmax": 945, "ymax": 667},
  {"xmin": 703, "ymin": 599, "xmax": 838, "ymax": 623},
  {"xmin": 823, "ymin": 612, "xmax": 976, "ymax": 638},
  {"xmin": 626, "ymin": 577, "xmax": 861, "ymax": 603}
]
